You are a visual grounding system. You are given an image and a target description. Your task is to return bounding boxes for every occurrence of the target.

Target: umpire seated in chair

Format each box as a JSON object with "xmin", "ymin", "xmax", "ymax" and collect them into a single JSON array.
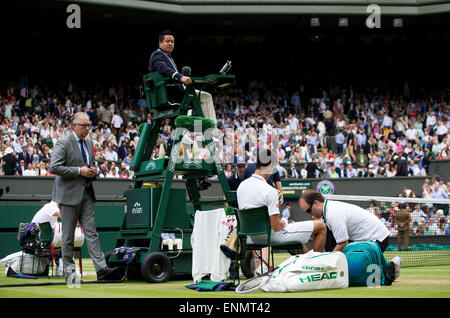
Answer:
[{"xmin": 149, "ymin": 29, "xmax": 217, "ymax": 123}]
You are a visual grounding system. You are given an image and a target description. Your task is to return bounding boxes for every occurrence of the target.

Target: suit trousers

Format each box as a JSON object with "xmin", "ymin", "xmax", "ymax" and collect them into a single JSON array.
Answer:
[
  {"xmin": 61, "ymin": 188, "xmax": 106, "ymax": 276},
  {"xmin": 397, "ymin": 229, "xmax": 409, "ymax": 251}
]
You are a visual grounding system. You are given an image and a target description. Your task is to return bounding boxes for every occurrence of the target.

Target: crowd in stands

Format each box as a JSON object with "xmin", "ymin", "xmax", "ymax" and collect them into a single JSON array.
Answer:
[
  {"xmin": 364, "ymin": 179, "xmax": 450, "ymax": 237},
  {"xmin": 0, "ymin": 79, "xmax": 448, "ymax": 183},
  {"xmin": 1, "ymin": 78, "xmax": 449, "ymax": 236}
]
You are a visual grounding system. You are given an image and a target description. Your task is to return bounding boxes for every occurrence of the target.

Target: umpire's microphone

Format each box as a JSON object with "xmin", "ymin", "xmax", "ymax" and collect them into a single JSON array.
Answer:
[{"xmin": 182, "ymin": 66, "xmax": 191, "ymax": 76}]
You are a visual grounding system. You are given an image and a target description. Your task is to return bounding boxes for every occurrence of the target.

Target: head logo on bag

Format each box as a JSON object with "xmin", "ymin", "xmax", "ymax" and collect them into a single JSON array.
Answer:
[{"xmin": 298, "ymin": 272, "xmax": 338, "ymax": 284}]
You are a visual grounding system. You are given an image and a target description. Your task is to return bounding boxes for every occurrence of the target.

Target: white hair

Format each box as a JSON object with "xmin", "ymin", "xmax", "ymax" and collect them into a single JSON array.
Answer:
[{"xmin": 72, "ymin": 112, "xmax": 90, "ymax": 124}]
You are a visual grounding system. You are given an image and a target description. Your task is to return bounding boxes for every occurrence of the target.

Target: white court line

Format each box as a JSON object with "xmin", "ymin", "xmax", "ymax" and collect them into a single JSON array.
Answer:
[{"xmin": 403, "ymin": 275, "xmax": 450, "ymax": 278}]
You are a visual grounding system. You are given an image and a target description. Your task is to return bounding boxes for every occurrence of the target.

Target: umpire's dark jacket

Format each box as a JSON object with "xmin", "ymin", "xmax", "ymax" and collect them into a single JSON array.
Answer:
[{"xmin": 149, "ymin": 48, "xmax": 185, "ymax": 95}]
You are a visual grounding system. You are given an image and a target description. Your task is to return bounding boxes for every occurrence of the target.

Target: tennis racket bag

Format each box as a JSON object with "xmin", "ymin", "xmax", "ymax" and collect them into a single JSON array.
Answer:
[
  {"xmin": 261, "ymin": 250, "xmax": 348, "ymax": 292},
  {"xmin": 343, "ymin": 241, "xmax": 389, "ymax": 286}
]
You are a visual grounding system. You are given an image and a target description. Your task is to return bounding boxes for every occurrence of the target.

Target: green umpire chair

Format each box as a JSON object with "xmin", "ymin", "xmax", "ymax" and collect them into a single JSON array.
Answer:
[{"xmin": 235, "ymin": 206, "xmax": 303, "ymax": 282}]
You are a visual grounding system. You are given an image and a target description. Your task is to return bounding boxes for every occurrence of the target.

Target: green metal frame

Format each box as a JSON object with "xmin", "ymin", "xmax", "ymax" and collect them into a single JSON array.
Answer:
[{"xmin": 109, "ymin": 72, "xmax": 237, "ymax": 280}]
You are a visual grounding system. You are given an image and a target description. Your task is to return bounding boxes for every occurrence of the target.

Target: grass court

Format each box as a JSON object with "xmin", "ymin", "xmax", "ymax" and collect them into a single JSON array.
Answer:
[{"xmin": 1, "ymin": 253, "xmax": 449, "ymax": 298}]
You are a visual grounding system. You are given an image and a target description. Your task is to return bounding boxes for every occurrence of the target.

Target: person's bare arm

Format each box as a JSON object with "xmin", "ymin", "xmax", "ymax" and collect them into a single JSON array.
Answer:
[
  {"xmin": 333, "ymin": 241, "xmax": 349, "ymax": 252},
  {"xmin": 270, "ymin": 214, "xmax": 287, "ymax": 232}
]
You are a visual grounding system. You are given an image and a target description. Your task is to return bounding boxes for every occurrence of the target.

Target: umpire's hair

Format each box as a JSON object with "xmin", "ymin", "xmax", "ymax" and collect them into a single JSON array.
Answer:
[
  {"xmin": 301, "ymin": 189, "xmax": 325, "ymax": 205},
  {"xmin": 255, "ymin": 148, "xmax": 277, "ymax": 170},
  {"xmin": 159, "ymin": 29, "xmax": 174, "ymax": 42}
]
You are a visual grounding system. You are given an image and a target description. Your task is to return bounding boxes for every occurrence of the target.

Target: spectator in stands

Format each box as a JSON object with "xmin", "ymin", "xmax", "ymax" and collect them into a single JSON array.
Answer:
[
  {"xmin": 336, "ymin": 162, "xmax": 346, "ymax": 178},
  {"xmin": 432, "ymin": 183, "xmax": 449, "ymax": 200},
  {"xmin": 437, "ymin": 220, "xmax": 446, "ymax": 235},
  {"xmin": 1, "ymin": 73, "xmax": 448, "ymax": 184},
  {"xmin": 411, "ymin": 204, "xmax": 426, "ymax": 225},
  {"xmin": 327, "ymin": 165, "xmax": 340, "ymax": 179},
  {"xmin": 227, "ymin": 162, "xmax": 246, "ymax": 191},
  {"xmin": 415, "ymin": 221, "xmax": 425, "ymax": 235},
  {"xmin": 345, "ymin": 126, "xmax": 357, "ymax": 162},
  {"xmin": 16, "ymin": 159, "xmax": 26, "ymax": 176},
  {"xmin": 23, "ymin": 163, "xmax": 37, "ymax": 176},
  {"xmin": 287, "ymin": 162, "xmax": 301, "ymax": 179},
  {"xmin": 355, "ymin": 148, "xmax": 369, "ymax": 169},
  {"xmin": 407, "ymin": 159, "xmax": 421, "ymax": 176},
  {"xmin": 281, "ymin": 202, "xmax": 294, "ymax": 223},
  {"xmin": 1, "ymin": 148, "xmax": 17, "ymax": 175},
  {"xmin": 18, "ymin": 145, "xmax": 31, "ymax": 166},
  {"xmin": 344, "ymin": 163, "xmax": 357, "ymax": 178},
  {"xmin": 106, "ymin": 166, "xmax": 119, "ymax": 178},
  {"xmin": 335, "ymin": 128, "xmax": 345, "ymax": 155}
]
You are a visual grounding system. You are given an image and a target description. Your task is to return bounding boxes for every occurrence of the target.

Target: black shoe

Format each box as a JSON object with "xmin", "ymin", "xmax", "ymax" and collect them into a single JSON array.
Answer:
[{"xmin": 97, "ymin": 267, "xmax": 123, "ymax": 281}]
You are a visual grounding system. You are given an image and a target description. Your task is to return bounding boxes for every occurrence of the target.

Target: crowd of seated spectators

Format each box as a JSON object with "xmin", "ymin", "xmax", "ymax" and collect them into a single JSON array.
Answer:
[
  {"xmin": 364, "ymin": 179, "xmax": 450, "ymax": 236},
  {"xmin": 0, "ymin": 78, "xmax": 448, "ymax": 182}
]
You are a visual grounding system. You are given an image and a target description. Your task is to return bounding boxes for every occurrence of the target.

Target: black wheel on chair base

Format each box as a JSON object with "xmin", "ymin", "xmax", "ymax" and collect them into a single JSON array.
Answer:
[{"xmin": 140, "ymin": 252, "xmax": 172, "ymax": 283}]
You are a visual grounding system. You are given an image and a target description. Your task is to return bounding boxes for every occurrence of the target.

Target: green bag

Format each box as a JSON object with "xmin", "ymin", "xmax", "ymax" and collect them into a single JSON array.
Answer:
[{"xmin": 343, "ymin": 241, "xmax": 388, "ymax": 286}]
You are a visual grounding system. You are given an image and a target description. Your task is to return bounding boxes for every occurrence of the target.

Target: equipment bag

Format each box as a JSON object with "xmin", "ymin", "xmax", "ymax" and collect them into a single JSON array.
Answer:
[
  {"xmin": 261, "ymin": 250, "xmax": 348, "ymax": 293},
  {"xmin": 9, "ymin": 253, "xmax": 49, "ymax": 275},
  {"xmin": 343, "ymin": 241, "xmax": 389, "ymax": 286}
]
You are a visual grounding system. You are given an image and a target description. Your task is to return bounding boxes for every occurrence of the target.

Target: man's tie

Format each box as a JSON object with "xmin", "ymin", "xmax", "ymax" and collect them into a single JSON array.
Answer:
[{"xmin": 78, "ymin": 139, "xmax": 88, "ymax": 166}]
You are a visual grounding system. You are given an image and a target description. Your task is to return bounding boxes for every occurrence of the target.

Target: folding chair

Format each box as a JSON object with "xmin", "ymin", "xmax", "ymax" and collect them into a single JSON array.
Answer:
[
  {"xmin": 235, "ymin": 206, "xmax": 303, "ymax": 283},
  {"xmin": 74, "ymin": 246, "xmax": 83, "ymax": 276}
]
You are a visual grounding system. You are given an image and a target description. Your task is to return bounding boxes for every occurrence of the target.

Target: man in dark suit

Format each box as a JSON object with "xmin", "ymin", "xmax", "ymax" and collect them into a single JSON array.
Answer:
[
  {"xmin": 287, "ymin": 162, "xmax": 301, "ymax": 179},
  {"xmin": 149, "ymin": 30, "xmax": 216, "ymax": 121},
  {"xmin": 335, "ymin": 163, "xmax": 347, "ymax": 178},
  {"xmin": 17, "ymin": 145, "xmax": 32, "ymax": 166},
  {"xmin": 117, "ymin": 139, "xmax": 128, "ymax": 162},
  {"xmin": 149, "ymin": 30, "xmax": 192, "ymax": 103},
  {"xmin": 227, "ymin": 162, "xmax": 246, "ymax": 191},
  {"xmin": 16, "ymin": 159, "xmax": 26, "ymax": 176},
  {"xmin": 306, "ymin": 161, "xmax": 317, "ymax": 178},
  {"xmin": 50, "ymin": 112, "xmax": 121, "ymax": 283}
]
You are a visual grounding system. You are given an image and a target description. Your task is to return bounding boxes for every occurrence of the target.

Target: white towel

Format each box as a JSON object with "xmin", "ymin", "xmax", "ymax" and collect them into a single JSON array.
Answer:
[{"xmin": 191, "ymin": 208, "xmax": 230, "ymax": 282}]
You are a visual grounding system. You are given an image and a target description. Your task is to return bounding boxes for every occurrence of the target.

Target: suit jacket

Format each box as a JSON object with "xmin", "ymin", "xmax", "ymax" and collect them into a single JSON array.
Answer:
[
  {"xmin": 335, "ymin": 167, "xmax": 347, "ymax": 178},
  {"xmin": 149, "ymin": 48, "xmax": 184, "ymax": 94},
  {"xmin": 2, "ymin": 153, "xmax": 17, "ymax": 175},
  {"xmin": 18, "ymin": 152, "xmax": 32, "ymax": 166},
  {"xmin": 50, "ymin": 132, "xmax": 96, "ymax": 206},
  {"xmin": 288, "ymin": 167, "xmax": 300, "ymax": 179},
  {"xmin": 16, "ymin": 163, "xmax": 25, "ymax": 176}
]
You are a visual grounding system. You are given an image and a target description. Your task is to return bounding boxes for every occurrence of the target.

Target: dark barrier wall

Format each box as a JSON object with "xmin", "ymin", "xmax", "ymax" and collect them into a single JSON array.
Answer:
[
  {"xmin": 0, "ymin": 177, "xmax": 130, "ymax": 258},
  {"xmin": 0, "ymin": 160, "xmax": 448, "ymax": 258},
  {"xmin": 428, "ymin": 159, "xmax": 450, "ymax": 182}
]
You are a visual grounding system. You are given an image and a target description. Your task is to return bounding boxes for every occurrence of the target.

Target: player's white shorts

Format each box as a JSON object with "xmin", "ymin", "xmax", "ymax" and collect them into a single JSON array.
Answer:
[{"xmin": 247, "ymin": 221, "xmax": 314, "ymax": 245}]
